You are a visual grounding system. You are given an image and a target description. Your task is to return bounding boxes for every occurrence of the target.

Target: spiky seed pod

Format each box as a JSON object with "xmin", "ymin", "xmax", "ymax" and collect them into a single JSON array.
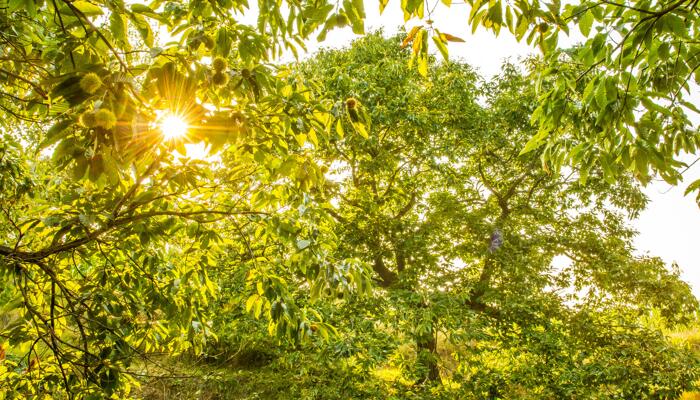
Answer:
[
  {"xmin": 212, "ymin": 57, "xmax": 228, "ymax": 71},
  {"xmin": 94, "ymin": 109, "xmax": 117, "ymax": 130},
  {"xmin": 79, "ymin": 73, "xmax": 103, "ymax": 94},
  {"xmin": 212, "ymin": 71, "xmax": 229, "ymax": 86},
  {"xmin": 79, "ymin": 111, "xmax": 97, "ymax": 128},
  {"xmin": 345, "ymin": 98, "xmax": 359, "ymax": 122}
]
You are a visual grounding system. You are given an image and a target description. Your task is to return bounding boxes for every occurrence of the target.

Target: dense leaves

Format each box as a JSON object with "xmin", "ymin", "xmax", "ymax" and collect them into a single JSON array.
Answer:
[
  {"xmin": 0, "ymin": 0, "xmax": 367, "ymax": 397},
  {"xmin": 0, "ymin": 0, "xmax": 698, "ymax": 398},
  {"xmin": 292, "ymin": 33, "xmax": 699, "ymax": 395}
]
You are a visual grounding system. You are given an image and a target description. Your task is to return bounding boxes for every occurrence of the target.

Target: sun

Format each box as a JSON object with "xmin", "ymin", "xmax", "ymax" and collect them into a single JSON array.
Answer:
[{"xmin": 160, "ymin": 113, "xmax": 189, "ymax": 140}]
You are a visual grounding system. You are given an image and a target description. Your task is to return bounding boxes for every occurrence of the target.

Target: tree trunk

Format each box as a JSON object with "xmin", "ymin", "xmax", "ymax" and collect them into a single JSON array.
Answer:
[
  {"xmin": 373, "ymin": 249, "xmax": 439, "ymax": 383},
  {"xmin": 372, "ymin": 255, "xmax": 397, "ymax": 287},
  {"xmin": 416, "ymin": 327, "xmax": 440, "ymax": 384}
]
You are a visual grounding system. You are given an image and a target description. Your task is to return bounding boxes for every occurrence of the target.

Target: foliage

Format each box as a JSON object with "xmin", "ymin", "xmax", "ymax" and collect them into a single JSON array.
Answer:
[
  {"xmin": 293, "ymin": 32, "xmax": 700, "ymax": 395},
  {"xmin": 0, "ymin": 0, "xmax": 698, "ymax": 398},
  {"xmin": 0, "ymin": 0, "xmax": 368, "ymax": 397},
  {"xmin": 396, "ymin": 0, "xmax": 700, "ymax": 200},
  {"xmin": 523, "ymin": 0, "xmax": 700, "ymax": 193}
]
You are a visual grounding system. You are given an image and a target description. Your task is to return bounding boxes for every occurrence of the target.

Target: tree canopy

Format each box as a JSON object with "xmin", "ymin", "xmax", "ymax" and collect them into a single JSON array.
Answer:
[
  {"xmin": 0, "ymin": 0, "xmax": 699, "ymax": 399},
  {"xmin": 297, "ymin": 32, "xmax": 699, "ymax": 395}
]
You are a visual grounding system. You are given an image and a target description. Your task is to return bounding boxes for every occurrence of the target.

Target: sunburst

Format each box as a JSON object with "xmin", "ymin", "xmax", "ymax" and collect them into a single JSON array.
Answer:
[{"xmin": 159, "ymin": 113, "xmax": 189, "ymax": 140}]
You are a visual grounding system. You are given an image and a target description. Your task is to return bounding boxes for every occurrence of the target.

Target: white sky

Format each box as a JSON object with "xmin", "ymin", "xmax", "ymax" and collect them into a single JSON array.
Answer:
[{"xmin": 277, "ymin": 0, "xmax": 700, "ymax": 296}]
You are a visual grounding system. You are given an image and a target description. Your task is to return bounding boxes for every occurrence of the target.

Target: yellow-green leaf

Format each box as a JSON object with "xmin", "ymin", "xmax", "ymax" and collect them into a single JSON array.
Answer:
[
  {"xmin": 245, "ymin": 294, "xmax": 258, "ymax": 313},
  {"xmin": 67, "ymin": 1, "xmax": 104, "ymax": 16},
  {"xmin": 433, "ymin": 35, "xmax": 449, "ymax": 60}
]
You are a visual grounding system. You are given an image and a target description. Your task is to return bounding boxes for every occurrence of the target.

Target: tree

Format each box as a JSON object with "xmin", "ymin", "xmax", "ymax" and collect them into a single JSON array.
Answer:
[
  {"xmin": 0, "ymin": 0, "xmax": 698, "ymax": 397},
  {"xmin": 298, "ymin": 32, "xmax": 699, "ymax": 394},
  {"xmin": 0, "ymin": 1, "xmax": 368, "ymax": 397}
]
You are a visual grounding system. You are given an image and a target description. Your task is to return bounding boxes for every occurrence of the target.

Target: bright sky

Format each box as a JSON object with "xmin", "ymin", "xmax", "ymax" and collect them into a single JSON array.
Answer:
[{"xmin": 275, "ymin": 1, "xmax": 700, "ymax": 297}]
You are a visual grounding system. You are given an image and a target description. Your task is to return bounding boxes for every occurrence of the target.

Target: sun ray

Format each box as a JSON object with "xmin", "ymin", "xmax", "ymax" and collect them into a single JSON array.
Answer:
[{"xmin": 159, "ymin": 113, "xmax": 189, "ymax": 140}]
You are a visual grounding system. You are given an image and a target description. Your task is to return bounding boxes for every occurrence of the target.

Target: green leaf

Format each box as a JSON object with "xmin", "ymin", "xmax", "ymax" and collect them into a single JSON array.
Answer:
[
  {"xmin": 582, "ymin": 77, "xmax": 597, "ymax": 104},
  {"xmin": 640, "ymin": 97, "xmax": 672, "ymax": 116},
  {"xmin": 486, "ymin": 1, "xmax": 503, "ymax": 27},
  {"xmin": 568, "ymin": 143, "xmax": 588, "ymax": 164},
  {"xmin": 520, "ymin": 129, "xmax": 549, "ymax": 155},
  {"xmin": 39, "ymin": 119, "xmax": 73, "ymax": 151},
  {"xmin": 351, "ymin": 0, "xmax": 366, "ymax": 19},
  {"xmin": 278, "ymin": 157, "xmax": 296, "ymax": 177},
  {"xmin": 110, "ymin": 12, "xmax": 128, "ymax": 44},
  {"xmin": 595, "ymin": 80, "xmax": 608, "ymax": 109},
  {"xmin": 216, "ymin": 28, "xmax": 232, "ymax": 57},
  {"xmin": 505, "ymin": 6, "xmax": 514, "ymax": 31},
  {"xmin": 681, "ymin": 100, "xmax": 700, "ymax": 114},
  {"xmin": 310, "ymin": 279, "xmax": 324, "ymax": 301},
  {"xmin": 130, "ymin": 4, "xmax": 157, "ymax": 15},
  {"xmin": 685, "ymin": 178, "xmax": 700, "ymax": 196},
  {"xmin": 600, "ymin": 156, "xmax": 616, "ymax": 184},
  {"xmin": 344, "ymin": 1, "xmax": 365, "ymax": 35},
  {"xmin": 405, "ymin": 0, "xmax": 424, "ymax": 16},
  {"xmin": 130, "ymin": 14, "xmax": 154, "ymax": 47},
  {"xmin": 515, "ymin": 17, "xmax": 529, "ymax": 40},
  {"xmin": 579, "ymin": 11, "xmax": 593, "ymax": 37}
]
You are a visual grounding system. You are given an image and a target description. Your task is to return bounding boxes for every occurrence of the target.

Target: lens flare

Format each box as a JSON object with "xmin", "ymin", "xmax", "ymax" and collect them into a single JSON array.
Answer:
[{"xmin": 160, "ymin": 114, "xmax": 189, "ymax": 140}]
